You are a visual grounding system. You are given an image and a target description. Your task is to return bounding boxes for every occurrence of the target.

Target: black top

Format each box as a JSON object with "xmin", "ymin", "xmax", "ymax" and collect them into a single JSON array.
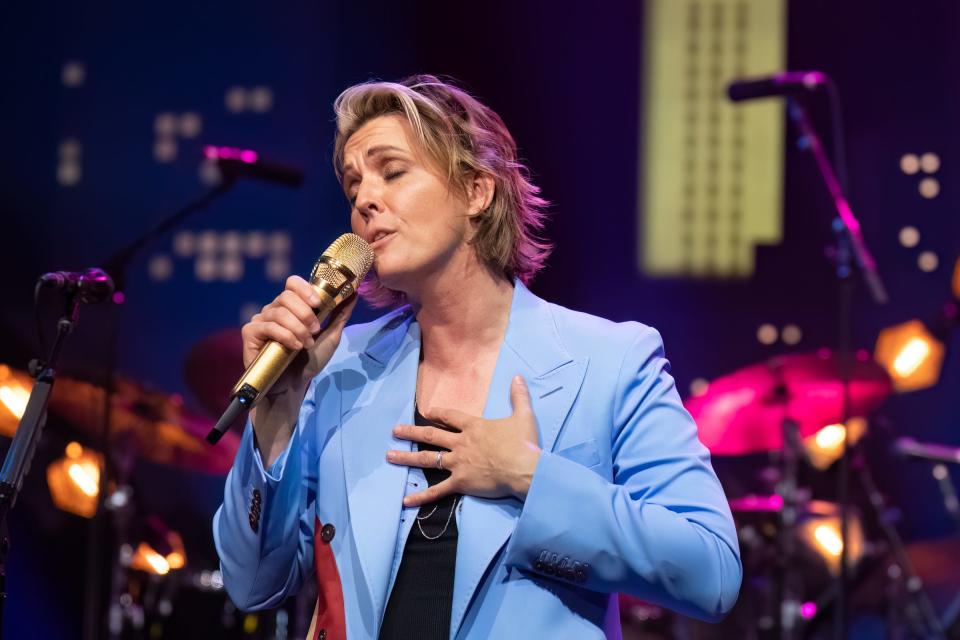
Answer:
[{"xmin": 378, "ymin": 404, "xmax": 461, "ymax": 640}]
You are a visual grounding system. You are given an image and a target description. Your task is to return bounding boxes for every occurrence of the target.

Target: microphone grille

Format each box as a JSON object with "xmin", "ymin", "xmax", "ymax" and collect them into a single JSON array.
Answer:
[{"xmin": 311, "ymin": 233, "xmax": 374, "ymax": 289}]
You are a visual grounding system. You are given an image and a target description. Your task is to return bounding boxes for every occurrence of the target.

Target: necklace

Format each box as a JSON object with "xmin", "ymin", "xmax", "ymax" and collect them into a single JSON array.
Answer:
[{"xmin": 416, "ymin": 496, "xmax": 460, "ymax": 540}]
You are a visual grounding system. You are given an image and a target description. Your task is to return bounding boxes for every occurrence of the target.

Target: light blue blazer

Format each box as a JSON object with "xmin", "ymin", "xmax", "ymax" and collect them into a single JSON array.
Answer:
[{"xmin": 214, "ymin": 281, "xmax": 741, "ymax": 639}]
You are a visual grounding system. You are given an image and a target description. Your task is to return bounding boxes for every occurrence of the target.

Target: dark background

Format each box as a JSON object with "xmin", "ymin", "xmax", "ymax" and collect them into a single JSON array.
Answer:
[{"xmin": 1, "ymin": 1, "xmax": 958, "ymax": 637}]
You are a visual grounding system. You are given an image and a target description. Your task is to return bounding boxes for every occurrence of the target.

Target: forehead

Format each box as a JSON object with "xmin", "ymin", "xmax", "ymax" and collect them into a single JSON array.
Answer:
[{"xmin": 343, "ymin": 114, "xmax": 417, "ymax": 160}]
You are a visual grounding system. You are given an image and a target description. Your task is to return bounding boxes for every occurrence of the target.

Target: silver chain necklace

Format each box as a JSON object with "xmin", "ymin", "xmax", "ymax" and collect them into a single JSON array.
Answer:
[
  {"xmin": 415, "ymin": 496, "xmax": 460, "ymax": 541},
  {"xmin": 412, "ymin": 390, "xmax": 459, "ymax": 540}
]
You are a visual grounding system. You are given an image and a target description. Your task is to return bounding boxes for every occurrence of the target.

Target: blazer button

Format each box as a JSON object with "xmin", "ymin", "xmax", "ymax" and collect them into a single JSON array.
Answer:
[
  {"xmin": 320, "ymin": 523, "xmax": 335, "ymax": 543},
  {"xmin": 318, "ymin": 629, "xmax": 326, "ymax": 640}
]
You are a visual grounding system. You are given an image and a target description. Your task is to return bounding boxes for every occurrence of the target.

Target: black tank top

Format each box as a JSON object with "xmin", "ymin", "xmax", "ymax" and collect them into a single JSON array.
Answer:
[{"xmin": 378, "ymin": 404, "xmax": 461, "ymax": 640}]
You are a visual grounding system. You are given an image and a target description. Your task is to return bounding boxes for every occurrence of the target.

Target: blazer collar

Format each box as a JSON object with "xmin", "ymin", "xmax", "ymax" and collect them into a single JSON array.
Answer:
[{"xmin": 346, "ymin": 281, "xmax": 588, "ymax": 638}]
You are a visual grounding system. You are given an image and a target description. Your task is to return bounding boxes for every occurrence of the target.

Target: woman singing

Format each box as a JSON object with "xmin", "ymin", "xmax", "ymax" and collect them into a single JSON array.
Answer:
[{"xmin": 214, "ymin": 74, "xmax": 741, "ymax": 639}]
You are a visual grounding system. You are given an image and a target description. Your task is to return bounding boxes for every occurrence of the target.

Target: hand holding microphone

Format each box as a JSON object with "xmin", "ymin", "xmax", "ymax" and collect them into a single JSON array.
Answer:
[{"xmin": 206, "ymin": 233, "xmax": 374, "ymax": 446}]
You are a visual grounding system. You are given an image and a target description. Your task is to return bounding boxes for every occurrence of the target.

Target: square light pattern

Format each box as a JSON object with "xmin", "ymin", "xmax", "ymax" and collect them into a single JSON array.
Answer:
[{"xmin": 641, "ymin": 0, "xmax": 786, "ymax": 277}]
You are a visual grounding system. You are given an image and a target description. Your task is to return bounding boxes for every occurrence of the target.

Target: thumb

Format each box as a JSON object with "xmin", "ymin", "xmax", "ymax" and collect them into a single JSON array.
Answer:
[{"xmin": 510, "ymin": 375, "xmax": 534, "ymax": 419}]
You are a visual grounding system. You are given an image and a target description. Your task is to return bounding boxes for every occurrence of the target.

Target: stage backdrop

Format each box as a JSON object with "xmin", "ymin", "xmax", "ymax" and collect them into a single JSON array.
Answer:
[{"xmin": 1, "ymin": 1, "xmax": 958, "ymax": 637}]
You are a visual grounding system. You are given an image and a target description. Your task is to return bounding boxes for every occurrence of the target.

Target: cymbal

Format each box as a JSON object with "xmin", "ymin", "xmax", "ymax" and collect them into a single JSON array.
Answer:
[
  {"xmin": 685, "ymin": 351, "xmax": 891, "ymax": 455},
  {"xmin": 728, "ymin": 494, "xmax": 840, "ymax": 517},
  {"xmin": 183, "ymin": 328, "xmax": 244, "ymax": 418},
  {"xmin": 0, "ymin": 364, "xmax": 239, "ymax": 475}
]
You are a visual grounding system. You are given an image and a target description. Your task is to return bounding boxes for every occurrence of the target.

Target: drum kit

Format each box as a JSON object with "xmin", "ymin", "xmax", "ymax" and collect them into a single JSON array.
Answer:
[
  {"xmin": 4, "ymin": 330, "xmax": 959, "ymax": 638},
  {"xmin": 0, "ymin": 328, "xmax": 314, "ymax": 638},
  {"xmin": 621, "ymin": 350, "xmax": 960, "ymax": 639}
]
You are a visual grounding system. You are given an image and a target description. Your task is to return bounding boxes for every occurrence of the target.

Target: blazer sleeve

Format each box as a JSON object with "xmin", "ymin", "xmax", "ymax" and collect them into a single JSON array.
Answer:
[
  {"xmin": 213, "ymin": 375, "xmax": 326, "ymax": 611},
  {"xmin": 502, "ymin": 326, "xmax": 742, "ymax": 622}
]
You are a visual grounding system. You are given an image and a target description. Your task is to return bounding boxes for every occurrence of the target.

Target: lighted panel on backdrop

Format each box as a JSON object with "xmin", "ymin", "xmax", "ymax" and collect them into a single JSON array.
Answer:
[{"xmin": 641, "ymin": 0, "xmax": 786, "ymax": 277}]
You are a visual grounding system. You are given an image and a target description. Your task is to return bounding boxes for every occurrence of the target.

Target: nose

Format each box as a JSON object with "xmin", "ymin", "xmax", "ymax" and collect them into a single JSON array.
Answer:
[{"xmin": 354, "ymin": 181, "xmax": 384, "ymax": 219}]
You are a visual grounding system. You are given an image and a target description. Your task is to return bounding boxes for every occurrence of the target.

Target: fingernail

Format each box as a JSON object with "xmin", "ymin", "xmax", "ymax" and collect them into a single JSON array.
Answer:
[
  {"xmin": 309, "ymin": 293, "xmax": 321, "ymax": 306},
  {"xmin": 386, "ymin": 451, "xmax": 395, "ymax": 461},
  {"xmin": 403, "ymin": 497, "xmax": 412, "ymax": 507},
  {"xmin": 310, "ymin": 320, "xmax": 321, "ymax": 333},
  {"xmin": 513, "ymin": 375, "xmax": 523, "ymax": 385}
]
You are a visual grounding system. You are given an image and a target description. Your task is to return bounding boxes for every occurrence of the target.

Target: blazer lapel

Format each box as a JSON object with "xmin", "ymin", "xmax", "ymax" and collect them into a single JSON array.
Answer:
[
  {"xmin": 340, "ymin": 310, "xmax": 419, "ymax": 625},
  {"xmin": 450, "ymin": 283, "xmax": 588, "ymax": 638}
]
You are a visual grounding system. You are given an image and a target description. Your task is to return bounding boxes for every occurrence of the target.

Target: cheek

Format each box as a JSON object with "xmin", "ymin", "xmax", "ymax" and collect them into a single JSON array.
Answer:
[{"xmin": 349, "ymin": 211, "xmax": 363, "ymax": 235}]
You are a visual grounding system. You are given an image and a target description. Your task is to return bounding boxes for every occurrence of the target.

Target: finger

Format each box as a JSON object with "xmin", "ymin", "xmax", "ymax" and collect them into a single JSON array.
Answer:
[
  {"xmin": 403, "ymin": 478, "xmax": 457, "ymax": 508},
  {"xmin": 386, "ymin": 448, "xmax": 450, "ymax": 469},
  {"xmin": 286, "ymin": 275, "xmax": 321, "ymax": 308},
  {"xmin": 393, "ymin": 425, "xmax": 457, "ymax": 449},
  {"xmin": 278, "ymin": 289, "xmax": 321, "ymax": 334},
  {"xmin": 263, "ymin": 306, "xmax": 315, "ymax": 348},
  {"xmin": 509, "ymin": 375, "xmax": 534, "ymax": 419},
  {"xmin": 253, "ymin": 320, "xmax": 303, "ymax": 351},
  {"xmin": 425, "ymin": 406, "xmax": 474, "ymax": 432}
]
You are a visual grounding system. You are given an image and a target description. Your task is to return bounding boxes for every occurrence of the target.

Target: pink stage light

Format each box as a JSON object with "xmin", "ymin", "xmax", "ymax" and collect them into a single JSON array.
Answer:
[
  {"xmin": 203, "ymin": 145, "xmax": 259, "ymax": 164},
  {"xmin": 800, "ymin": 601, "xmax": 817, "ymax": 619}
]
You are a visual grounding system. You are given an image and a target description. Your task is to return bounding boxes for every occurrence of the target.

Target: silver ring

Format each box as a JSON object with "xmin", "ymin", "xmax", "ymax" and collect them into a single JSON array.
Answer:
[{"xmin": 436, "ymin": 451, "xmax": 444, "ymax": 471}]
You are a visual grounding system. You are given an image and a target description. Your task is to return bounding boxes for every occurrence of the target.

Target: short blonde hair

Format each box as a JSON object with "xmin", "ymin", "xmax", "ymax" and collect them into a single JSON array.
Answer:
[{"xmin": 333, "ymin": 74, "xmax": 551, "ymax": 307}]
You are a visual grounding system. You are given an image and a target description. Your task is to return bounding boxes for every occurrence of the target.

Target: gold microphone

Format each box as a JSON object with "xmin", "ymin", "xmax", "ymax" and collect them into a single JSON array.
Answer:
[{"xmin": 207, "ymin": 233, "xmax": 374, "ymax": 444}]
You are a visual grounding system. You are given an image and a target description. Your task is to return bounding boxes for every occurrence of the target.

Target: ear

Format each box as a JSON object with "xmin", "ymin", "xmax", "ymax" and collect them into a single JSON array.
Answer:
[{"xmin": 465, "ymin": 171, "xmax": 496, "ymax": 217}]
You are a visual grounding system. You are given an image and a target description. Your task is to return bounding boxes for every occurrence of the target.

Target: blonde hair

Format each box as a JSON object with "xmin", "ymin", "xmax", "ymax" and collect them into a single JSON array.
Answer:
[{"xmin": 333, "ymin": 74, "xmax": 551, "ymax": 307}]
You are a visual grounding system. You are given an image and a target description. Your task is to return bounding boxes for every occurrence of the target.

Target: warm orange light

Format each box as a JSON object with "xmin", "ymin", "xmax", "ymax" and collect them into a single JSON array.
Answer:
[
  {"xmin": 0, "ymin": 365, "xmax": 33, "ymax": 437},
  {"xmin": 799, "ymin": 509, "xmax": 865, "ymax": 575},
  {"xmin": 813, "ymin": 523, "xmax": 843, "ymax": 557},
  {"xmin": 875, "ymin": 320, "xmax": 945, "ymax": 392},
  {"xmin": 47, "ymin": 443, "xmax": 103, "ymax": 518},
  {"xmin": 815, "ymin": 424, "xmax": 846, "ymax": 449},
  {"xmin": 803, "ymin": 418, "xmax": 867, "ymax": 470},
  {"xmin": 132, "ymin": 543, "xmax": 170, "ymax": 575},
  {"xmin": 130, "ymin": 528, "xmax": 187, "ymax": 575},
  {"xmin": 892, "ymin": 338, "xmax": 930, "ymax": 377},
  {"xmin": 67, "ymin": 461, "xmax": 99, "ymax": 496}
]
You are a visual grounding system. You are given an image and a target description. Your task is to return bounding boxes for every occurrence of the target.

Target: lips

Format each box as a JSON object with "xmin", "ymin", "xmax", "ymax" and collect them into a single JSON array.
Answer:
[{"xmin": 369, "ymin": 231, "xmax": 395, "ymax": 249}]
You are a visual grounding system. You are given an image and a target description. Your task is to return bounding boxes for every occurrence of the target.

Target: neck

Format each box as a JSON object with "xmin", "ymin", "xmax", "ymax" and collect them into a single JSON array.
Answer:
[{"xmin": 408, "ymin": 257, "xmax": 514, "ymax": 368}]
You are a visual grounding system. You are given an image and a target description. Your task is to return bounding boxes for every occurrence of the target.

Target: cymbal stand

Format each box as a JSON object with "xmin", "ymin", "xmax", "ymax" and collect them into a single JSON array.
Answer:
[
  {"xmin": 785, "ymin": 89, "xmax": 887, "ymax": 640},
  {"xmin": 777, "ymin": 415, "xmax": 805, "ymax": 640},
  {"xmin": 853, "ymin": 449, "xmax": 945, "ymax": 638},
  {"xmin": 85, "ymin": 178, "xmax": 238, "ymax": 640},
  {"xmin": 0, "ymin": 291, "xmax": 86, "ymax": 640}
]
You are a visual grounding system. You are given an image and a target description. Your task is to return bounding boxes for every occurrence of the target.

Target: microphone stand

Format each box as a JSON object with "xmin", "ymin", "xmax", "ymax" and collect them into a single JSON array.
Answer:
[
  {"xmin": 83, "ymin": 178, "xmax": 237, "ymax": 640},
  {"xmin": 0, "ymin": 292, "xmax": 85, "ymax": 640},
  {"xmin": 785, "ymin": 94, "xmax": 887, "ymax": 640}
]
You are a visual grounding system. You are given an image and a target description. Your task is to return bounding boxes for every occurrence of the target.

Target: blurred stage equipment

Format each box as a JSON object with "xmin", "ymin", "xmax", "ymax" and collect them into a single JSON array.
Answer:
[
  {"xmin": 685, "ymin": 351, "xmax": 890, "ymax": 455},
  {"xmin": 0, "ymin": 267, "xmax": 114, "ymax": 640},
  {"xmin": 727, "ymin": 70, "xmax": 827, "ymax": 102},
  {"xmin": 894, "ymin": 438, "xmax": 960, "ymax": 466},
  {"xmin": 46, "ymin": 441, "xmax": 103, "ymax": 518},
  {"xmin": 728, "ymin": 69, "xmax": 890, "ymax": 639},
  {"xmin": 37, "ymin": 267, "xmax": 115, "ymax": 305},
  {"xmin": 183, "ymin": 328, "xmax": 244, "ymax": 418},
  {"xmin": 6, "ymin": 148, "xmax": 302, "ymax": 640},
  {"xmin": 206, "ymin": 232, "xmax": 374, "ymax": 444},
  {"xmin": 203, "ymin": 145, "xmax": 305, "ymax": 188}
]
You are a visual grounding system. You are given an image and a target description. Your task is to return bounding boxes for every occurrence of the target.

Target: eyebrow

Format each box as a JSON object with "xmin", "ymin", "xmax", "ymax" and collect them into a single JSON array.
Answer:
[{"xmin": 366, "ymin": 145, "xmax": 407, "ymax": 158}]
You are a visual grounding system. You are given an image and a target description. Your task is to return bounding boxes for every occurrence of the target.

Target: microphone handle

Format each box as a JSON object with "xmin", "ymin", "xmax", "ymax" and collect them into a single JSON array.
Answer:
[{"xmin": 232, "ymin": 278, "xmax": 347, "ymax": 403}]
